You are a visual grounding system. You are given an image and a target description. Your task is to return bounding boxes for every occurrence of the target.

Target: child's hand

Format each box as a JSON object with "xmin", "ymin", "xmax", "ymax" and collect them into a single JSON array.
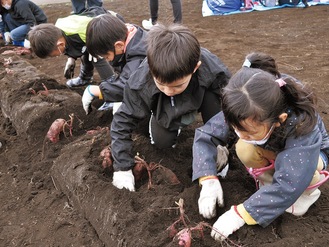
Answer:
[
  {"xmin": 112, "ymin": 170, "xmax": 135, "ymax": 192},
  {"xmin": 211, "ymin": 206, "xmax": 245, "ymax": 241},
  {"xmin": 64, "ymin": 57, "xmax": 75, "ymax": 79},
  {"xmin": 82, "ymin": 85, "xmax": 96, "ymax": 115},
  {"xmin": 198, "ymin": 178, "xmax": 223, "ymax": 219}
]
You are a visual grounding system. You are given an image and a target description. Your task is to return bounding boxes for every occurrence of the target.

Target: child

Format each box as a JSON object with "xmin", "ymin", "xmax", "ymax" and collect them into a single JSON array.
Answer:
[
  {"xmin": 81, "ymin": 13, "xmax": 148, "ymax": 114},
  {"xmin": 1, "ymin": 0, "xmax": 47, "ymax": 46},
  {"xmin": 192, "ymin": 52, "xmax": 329, "ymax": 241},
  {"xmin": 110, "ymin": 24, "xmax": 231, "ymax": 192},
  {"xmin": 28, "ymin": 7, "xmax": 124, "ymax": 87}
]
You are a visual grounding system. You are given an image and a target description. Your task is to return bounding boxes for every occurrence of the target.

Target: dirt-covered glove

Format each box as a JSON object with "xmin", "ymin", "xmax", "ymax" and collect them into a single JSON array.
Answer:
[
  {"xmin": 211, "ymin": 206, "xmax": 245, "ymax": 241},
  {"xmin": 198, "ymin": 178, "xmax": 223, "ymax": 219},
  {"xmin": 88, "ymin": 53, "xmax": 98, "ymax": 63},
  {"xmin": 216, "ymin": 145, "xmax": 229, "ymax": 172},
  {"xmin": 82, "ymin": 85, "xmax": 96, "ymax": 115},
  {"xmin": 112, "ymin": 170, "xmax": 135, "ymax": 192},
  {"xmin": 64, "ymin": 57, "xmax": 75, "ymax": 79}
]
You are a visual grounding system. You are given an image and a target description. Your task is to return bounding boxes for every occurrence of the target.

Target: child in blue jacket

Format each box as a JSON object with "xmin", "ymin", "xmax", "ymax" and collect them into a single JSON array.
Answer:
[{"xmin": 193, "ymin": 52, "xmax": 329, "ymax": 241}]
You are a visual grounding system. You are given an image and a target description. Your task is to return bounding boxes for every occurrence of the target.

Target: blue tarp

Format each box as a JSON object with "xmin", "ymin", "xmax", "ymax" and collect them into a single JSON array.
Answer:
[{"xmin": 202, "ymin": 0, "xmax": 329, "ymax": 16}]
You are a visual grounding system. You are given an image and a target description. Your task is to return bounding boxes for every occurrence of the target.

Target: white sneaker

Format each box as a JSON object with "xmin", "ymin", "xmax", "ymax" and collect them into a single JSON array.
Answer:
[
  {"xmin": 142, "ymin": 19, "xmax": 156, "ymax": 30},
  {"xmin": 285, "ymin": 189, "xmax": 321, "ymax": 216}
]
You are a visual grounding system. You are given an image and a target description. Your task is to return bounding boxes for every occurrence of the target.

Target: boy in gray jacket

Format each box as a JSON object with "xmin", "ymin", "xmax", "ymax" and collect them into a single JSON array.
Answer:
[{"xmin": 110, "ymin": 24, "xmax": 231, "ymax": 192}]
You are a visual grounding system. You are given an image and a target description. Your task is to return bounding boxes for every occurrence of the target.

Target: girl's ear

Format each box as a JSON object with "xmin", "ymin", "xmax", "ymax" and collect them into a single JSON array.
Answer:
[{"xmin": 275, "ymin": 113, "xmax": 288, "ymax": 127}]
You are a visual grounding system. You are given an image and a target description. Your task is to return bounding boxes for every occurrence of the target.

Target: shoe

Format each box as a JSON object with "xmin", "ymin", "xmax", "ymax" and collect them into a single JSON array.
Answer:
[
  {"xmin": 12, "ymin": 40, "xmax": 24, "ymax": 47},
  {"xmin": 66, "ymin": 77, "xmax": 92, "ymax": 87},
  {"xmin": 142, "ymin": 19, "xmax": 157, "ymax": 30},
  {"xmin": 285, "ymin": 189, "xmax": 321, "ymax": 216}
]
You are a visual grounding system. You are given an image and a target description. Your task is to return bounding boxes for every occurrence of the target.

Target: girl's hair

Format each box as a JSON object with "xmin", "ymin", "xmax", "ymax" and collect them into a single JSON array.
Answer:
[
  {"xmin": 243, "ymin": 52, "xmax": 281, "ymax": 78},
  {"xmin": 223, "ymin": 67, "xmax": 317, "ymax": 137},
  {"xmin": 28, "ymin": 24, "xmax": 62, "ymax": 58},
  {"xmin": 146, "ymin": 24, "xmax": 200, "ymax": 83},
  {"xmin": 86, "ymin": 14, "xmax": 127, "ymax": 57}
]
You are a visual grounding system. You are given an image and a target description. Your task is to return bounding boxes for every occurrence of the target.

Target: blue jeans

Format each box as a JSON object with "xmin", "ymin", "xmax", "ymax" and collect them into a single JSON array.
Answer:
[
  {"xmin": 71, "ymin": 0, "xmax": 103, "ymax": 14},
  {"xmin": 3, "ymin": 13, "xmax": 30, "ymax": 41}
]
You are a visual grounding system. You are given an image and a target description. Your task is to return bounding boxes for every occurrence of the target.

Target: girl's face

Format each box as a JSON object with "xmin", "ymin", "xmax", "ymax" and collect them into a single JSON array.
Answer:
[{"xmin": 234, "ymin": 118, "xmax": 275, "ymax": 141}]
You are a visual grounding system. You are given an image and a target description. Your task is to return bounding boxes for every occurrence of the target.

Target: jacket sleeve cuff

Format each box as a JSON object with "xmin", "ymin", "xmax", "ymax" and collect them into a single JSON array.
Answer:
[
  {"xmin": 99, "ymin": 91, "xmax": 103, "ymax": 100},
  {"xmin": 237, "ymin": 204, "xmax": 257, "ymax": 225}
]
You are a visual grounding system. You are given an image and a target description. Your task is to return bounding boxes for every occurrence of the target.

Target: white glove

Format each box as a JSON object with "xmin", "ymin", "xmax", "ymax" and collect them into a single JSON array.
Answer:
[
  {"xmin": 216, "ymin": 145, "xmax": 229, "ymax": 172},
  {"xmin": 4, "ymin": 32, "xmax": 11, "ymax": 43},
  {"xmin": 23, "ymin": 39, "xmax": 30, "ymax": 49},
  {"xmin": 82, "ymin": 85, "xmax": 95, "ymax": 115},
  {"xmin": 88, "ymin": 53, "xmax": 98, "ymax": 63},
  {"xmin": 64, "ymin": 57, "xmax": 75, "ymax": 79},
  {"xmin": 198, "ymin": 178, "xmax": 224, "ymax": 219},
  {"xmin": 112, "ymin": 170, "xmax": 135, "ymax": 192},
  {"xmin": 211, "ymin": 206, "xmax": 245, "ymax": 241}
]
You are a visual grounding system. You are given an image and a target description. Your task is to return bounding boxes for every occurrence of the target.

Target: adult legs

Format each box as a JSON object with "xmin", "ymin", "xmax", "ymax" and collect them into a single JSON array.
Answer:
[
  {"xmin": 87, "ymin": 0, "xmax": 103, "ymax": 8},
  {"xmin": 170, "ymin": 0, "xmax": 182, "ymax": 23},
  {"xmin": 149, "ymin": 0, "xmax": 159, "ymax": 24},
  {"xmin": 71, "ymin": 0, "xmax": 86, "ymax": 14}
]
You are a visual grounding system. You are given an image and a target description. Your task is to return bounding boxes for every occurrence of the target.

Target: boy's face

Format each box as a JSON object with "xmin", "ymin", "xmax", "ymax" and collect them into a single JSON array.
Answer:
[
  {"xmin": 48, "ymin": 41, "xmax": 65, "ymax": 57},
  {"xmin": 153, "ymin": 61, "xmax": 201, "ymax": 97},
  {"xmin": 100, "ymin": 41, "xmax": 125, "ymax": 62},
  {"xmin": 154, "ymin": 74, "xmax": 192, "ymax": 97}
]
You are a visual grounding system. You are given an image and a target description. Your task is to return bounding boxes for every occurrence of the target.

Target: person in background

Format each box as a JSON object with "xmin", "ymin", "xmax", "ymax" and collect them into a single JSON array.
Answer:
[
  {"xmin": 71, "ymin": 0, "xmax": 103, "ymax": 14},
  {"xmin": 0, "ymin": 0, "xmax": 47, "ymax": 47},
  {"xmin": 142, "ymin": 0, "xmax": 182, "ymax": 30},
  {"xmin": 28, "ymin": 7, "xmax": 124, "ymax": 87},
  {"xmin": 192, "ymin": 52, "xmax": 329, "ymax": 241},
  {"xmin": 82, "ymin": 13, "xmax": 148, "ymax": 114},
  {"xmin": 110, "ymin": 24, "xmax": 230, "ymax": 192}
]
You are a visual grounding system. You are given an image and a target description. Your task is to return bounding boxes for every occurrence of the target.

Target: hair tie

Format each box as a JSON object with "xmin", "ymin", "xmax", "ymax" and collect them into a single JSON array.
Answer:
[
  {"xmin": 242, "ymin": 59, "xmax": 251, "ymax": 68},
  {"xmin": 276, "ymin": 78, "xmax": 286, "ymax": 87}
]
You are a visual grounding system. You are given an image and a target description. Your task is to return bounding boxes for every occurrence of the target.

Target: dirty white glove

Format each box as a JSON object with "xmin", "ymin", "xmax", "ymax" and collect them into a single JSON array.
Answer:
[
  {"xmin": 112, "ymin": 170, "xmax": 135, "ymax": 192},
  {"xmin": 198, "ymin": 178, "xmax": 223, "ymax": 219},
  {"xmin": 82, "ymin": 85, "xmax": 96, "ymax": 115},
  {"xmin": 211, "ymin": 206, "xmax": 245, "ymax": 241},
  {"xmin": 88, "ymin": 53, "xmax": 98, "ymax": 63},
  {"xmin": 64, "ymin": 57, "xmax": 75, "ymax": 79},
  {"xmin": 216, "ymin": 145, "xmax": 229, "ymax": 172},
  {"xmin": 4, "ymin": 32, "xmax": 11, "ymax": 43}
]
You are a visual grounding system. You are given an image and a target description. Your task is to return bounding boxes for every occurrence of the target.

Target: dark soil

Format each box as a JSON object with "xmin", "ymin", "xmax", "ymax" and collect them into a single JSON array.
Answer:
[{"xmin": 0, "ymin": 1, "xmax": 329, "ymax": 246}]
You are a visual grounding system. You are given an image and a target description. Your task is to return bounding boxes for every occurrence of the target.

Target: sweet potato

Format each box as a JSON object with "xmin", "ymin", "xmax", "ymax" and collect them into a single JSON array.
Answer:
[{"xmin": 46, "ymin": 119, "xmax": 66, "ymax": 143}]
